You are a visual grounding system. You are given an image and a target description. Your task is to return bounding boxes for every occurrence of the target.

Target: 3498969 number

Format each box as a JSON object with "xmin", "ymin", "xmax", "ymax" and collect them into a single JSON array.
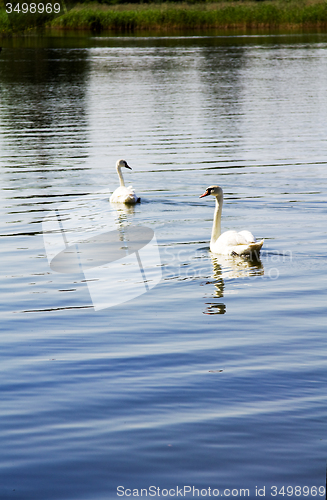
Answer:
[
  {"xmin": 6, "ymin": 3, "xmax": 60, "ymax": 13},
  {"xmin": 271, "ymin": 485, "xmax": 326, "ymax": 496}
]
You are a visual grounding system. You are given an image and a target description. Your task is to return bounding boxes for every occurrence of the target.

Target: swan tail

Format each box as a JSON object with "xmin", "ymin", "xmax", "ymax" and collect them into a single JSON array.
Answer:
[{"xmin": 231, "ymin": 239, "xmax": 264, "ymax": 258}]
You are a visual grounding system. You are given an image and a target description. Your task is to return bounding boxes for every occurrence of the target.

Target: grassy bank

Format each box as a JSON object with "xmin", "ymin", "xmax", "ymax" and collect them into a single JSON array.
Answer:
[
  {"xmin": 2, "ymin": 1, "xmax": 327, "ymax": 34},
  {"xmin": 49, "ymin": 1, "xmax": 327, "ymax": 31}
]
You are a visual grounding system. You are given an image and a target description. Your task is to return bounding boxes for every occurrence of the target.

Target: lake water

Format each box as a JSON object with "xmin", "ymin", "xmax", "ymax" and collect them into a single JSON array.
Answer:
[{"xmin": 0, "ymin": 32, "xmax": 327, "ymax": 500}]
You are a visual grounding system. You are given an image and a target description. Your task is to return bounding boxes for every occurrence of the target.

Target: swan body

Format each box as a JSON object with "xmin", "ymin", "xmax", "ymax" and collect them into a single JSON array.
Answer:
[
  {"xmin": 200, "ymin": 185, "xmax": 264, "ymax": 256},
  {"xmin": 110, "ymin": 159, "xmax": 140, "ymax": 204}
]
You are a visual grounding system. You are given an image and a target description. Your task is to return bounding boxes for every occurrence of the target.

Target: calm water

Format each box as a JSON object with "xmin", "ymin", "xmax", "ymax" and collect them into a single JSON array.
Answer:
[{"xmin": 0, "ymin": 32, "xmax": 327, "ymax": 500}]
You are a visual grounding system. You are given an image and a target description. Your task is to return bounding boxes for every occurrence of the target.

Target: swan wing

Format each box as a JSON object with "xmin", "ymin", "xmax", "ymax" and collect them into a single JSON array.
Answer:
[
  {"xmin": 211, "ymin": 230, "xmax": 264, "ymax": 256},
  {"xmin": 125, "ymin": 186, "xmax": 141, "ymax": 203},
  {"xmin": 238, "ymin": 230, "xmax": 256, "ymax": 243},
  {"xmin": 229, "ymin": 239, "xmax": 264, "ymax": 257},
  {"xmin": 219, "ymin": 230, "xmax": 249, "ymax": 246},
  {"xmin": 110, "ymin": 186, "xmax": 139, "ymax": 204},
  {"xmin": 210, "ymin": 231, "xmax": 245, "ymax": 254},
  {"xmin": 227, "ymin": 239, "xmax": 264, "ymax": 257}
]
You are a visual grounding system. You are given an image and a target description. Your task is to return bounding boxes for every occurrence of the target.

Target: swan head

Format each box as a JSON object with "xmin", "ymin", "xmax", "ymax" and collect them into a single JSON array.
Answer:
[
  {"xmin": 199, "ymin": 185, "xmax": 223, "ymax": 199},
  {"xmin": 116, "ymin": 159, "xmax": 132, "ymax": 170}
]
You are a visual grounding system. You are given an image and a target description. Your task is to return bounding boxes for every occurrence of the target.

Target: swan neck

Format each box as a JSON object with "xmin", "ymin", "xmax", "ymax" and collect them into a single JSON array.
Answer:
[
  {"xmin": 116, "ymin": 165, "xmax": 125, "ymax": 187},
  {"xmin": 211, "ymin": 194, "xmax": 222, "ymax": 245}
]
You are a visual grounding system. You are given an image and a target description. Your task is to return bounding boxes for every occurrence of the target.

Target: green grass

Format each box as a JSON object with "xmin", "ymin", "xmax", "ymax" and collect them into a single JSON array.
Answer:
[
  {"xmin": 0, "ymin": 1, "xmax": 60, "ymax": 33},
  {"xmin": 0, "ymin": 8, "xmax": 11, "ymax": 32},
  {"xmin": 49, "ymin": 1, "xmax": 327, "ymax": 31},
  {"xmin": 1, "ymin": 1, "xmax": 327, "ymax": 34}
]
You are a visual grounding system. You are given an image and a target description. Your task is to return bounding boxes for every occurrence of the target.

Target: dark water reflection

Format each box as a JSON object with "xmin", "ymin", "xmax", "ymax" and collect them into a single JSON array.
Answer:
[
  {"xmin": 0, "ymin": 48, "xmax": 89, "ymax": 133},
  {"xmin": 0, "ymin": 47, "xmax": 90, "ymax": 214}
]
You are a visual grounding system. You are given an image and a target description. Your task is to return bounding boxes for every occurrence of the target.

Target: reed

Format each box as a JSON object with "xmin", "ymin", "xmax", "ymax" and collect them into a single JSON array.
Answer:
[
  {"xmin": 49, "ymin": 1, "xmax": 327, "ymax": 31},
  {"xmin": 1, "ymin": 1, "xmax": 327, "ymax": 34},
  {"xmin": 0, "ymin": 8, "xmax": 10, "ymax": 32},
  {"xmin": 0, "ymin": 0, "xmax": 59, "ymax": 32}
]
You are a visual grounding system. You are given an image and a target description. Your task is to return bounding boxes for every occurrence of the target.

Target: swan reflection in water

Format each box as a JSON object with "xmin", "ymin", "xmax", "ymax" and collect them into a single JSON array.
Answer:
[
  {"xmin": 109, "ymin": 203, "xmax": 138, "ymax": 251},
  {"xmin": 113, "ymin": 203, "xmax": 136, "ymax": 232},
  {"xmin": 203, "ymin": 253, "xmax": 264, "ymax": 315}
]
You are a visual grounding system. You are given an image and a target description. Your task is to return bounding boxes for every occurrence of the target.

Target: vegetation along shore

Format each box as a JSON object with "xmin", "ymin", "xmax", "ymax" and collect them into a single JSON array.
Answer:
[{"xmin": 1, "ymin": 0, "xmax": 327, "ymax": 34}]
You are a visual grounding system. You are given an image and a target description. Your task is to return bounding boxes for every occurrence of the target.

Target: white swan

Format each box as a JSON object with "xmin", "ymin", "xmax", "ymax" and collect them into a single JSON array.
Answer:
[
  {"xmin": 200, "ymin": 185, "xmax": 264, "ymax": 256},
  {"xmin": 110, "ymin": 159, "xmax": 140, "ymax": 204}
]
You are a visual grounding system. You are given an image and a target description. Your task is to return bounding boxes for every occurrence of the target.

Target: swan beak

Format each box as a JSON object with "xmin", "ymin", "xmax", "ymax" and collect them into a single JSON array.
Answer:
[
  {"xmin": 125, "ymin": 163, "xmax": 132, "ymax": 170},
  {"xmin": 199, "ymin": 189, "xmax": 210, "ymax": 198}
]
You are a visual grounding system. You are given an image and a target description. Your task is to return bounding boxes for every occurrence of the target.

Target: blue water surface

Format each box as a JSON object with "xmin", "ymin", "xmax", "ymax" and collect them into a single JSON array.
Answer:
[{"xmin": 0, "ymin": 32, "xmax": 327, "ymax": 500}]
